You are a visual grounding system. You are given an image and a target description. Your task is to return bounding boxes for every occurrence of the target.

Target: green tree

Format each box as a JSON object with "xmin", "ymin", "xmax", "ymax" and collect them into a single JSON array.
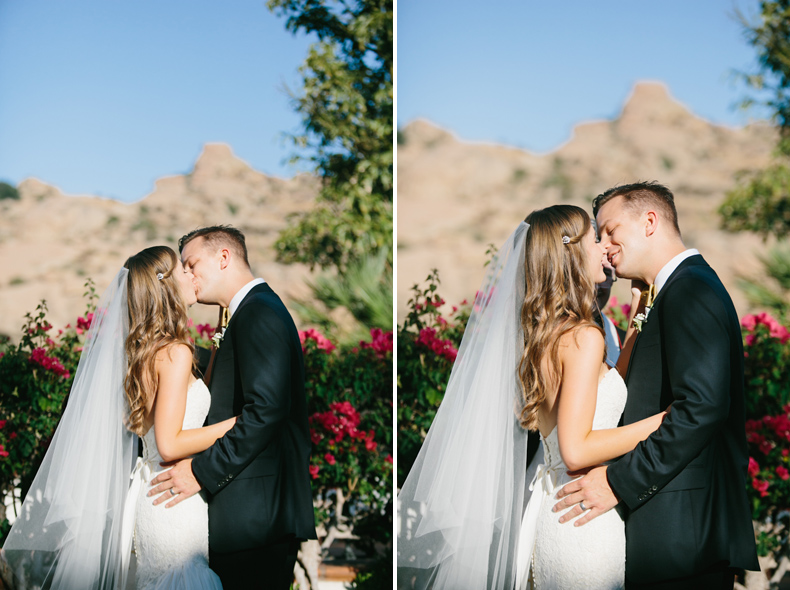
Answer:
[
  {"xmin": 268, "ymin": 0, "xmax": 393, "ymax": 273},
  {"xmin": 720, "ymin": 0, "xmax": 790, "ymax": 315},
  {"xmin": 0, "ymin": 182, "xmax": 19, "ymax": 201}
]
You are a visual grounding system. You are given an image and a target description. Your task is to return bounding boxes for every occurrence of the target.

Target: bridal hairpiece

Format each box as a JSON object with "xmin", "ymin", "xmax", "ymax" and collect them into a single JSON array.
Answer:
[
  {"xmin": 156, "ymin": 273, "xmax": 164, "ymax": 280},
  {"xmin": 562, "ymin": 236, "xmax": 571, "ymax": 245}
]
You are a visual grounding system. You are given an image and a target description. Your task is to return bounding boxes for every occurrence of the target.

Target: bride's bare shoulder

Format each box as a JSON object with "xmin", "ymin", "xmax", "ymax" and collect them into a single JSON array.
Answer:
[{"xmin": 558, "ymin": 324, "xmax": 605, "ymax": 360}]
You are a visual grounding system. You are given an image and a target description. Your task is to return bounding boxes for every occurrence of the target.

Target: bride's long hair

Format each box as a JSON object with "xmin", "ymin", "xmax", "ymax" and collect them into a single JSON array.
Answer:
[
  {"xmin": 518, "ymin": 205, "xmax": 604, "ymax": 431},
  {"xmin": 123, "ymin": 246, "xmax": 194, "ymax": 435}
]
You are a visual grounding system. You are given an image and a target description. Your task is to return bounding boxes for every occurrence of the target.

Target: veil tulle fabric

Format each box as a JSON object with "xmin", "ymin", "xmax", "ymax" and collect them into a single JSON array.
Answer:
[
  {"xmin": 2, "ymin": 268, "xmax": 138, "ymax": 589},
  {"xmin": 397, "ymin": 222, "xmax": 531, "ymax": 590}
]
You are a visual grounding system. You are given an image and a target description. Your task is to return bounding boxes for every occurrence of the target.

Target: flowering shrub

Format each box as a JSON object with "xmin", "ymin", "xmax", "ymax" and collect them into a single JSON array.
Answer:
[
  {"xmin": 397, "ymin": 270, "xmax": 470, "ymax": 486},
  {"xmin": 603, "ymin": 296, "xmax": 631, "ymax": 333},
  {"xmin": 0, "ymin": 284, "xmax": 392, "ymax": 567},
  {"xmin": 299, "ymin": 327, "xmax": 393, "ymax": 563},
  {"xmin": 741, "ymin": 312, "xmax": 790, "ymax": 420},
  {"xmin": 740, "ymin": 312, "xmax": 790, "ymax": 557},
  {"xmin": 0, "ymin": 280, "xmax": 98, "ymax": 538}
]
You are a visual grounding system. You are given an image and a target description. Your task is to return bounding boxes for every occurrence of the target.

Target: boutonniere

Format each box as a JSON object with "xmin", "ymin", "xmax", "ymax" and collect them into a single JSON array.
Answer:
[
  {"xmin": 212, "ymin": 327, "xmax": 226, "ymax": 348},
  {"xmin": 633, "ymin": 284, "xmax": 657, "ymax": 333},
  {"xmin": 632, "ymin": 307, "xmax": 651, "ymax": 333}
]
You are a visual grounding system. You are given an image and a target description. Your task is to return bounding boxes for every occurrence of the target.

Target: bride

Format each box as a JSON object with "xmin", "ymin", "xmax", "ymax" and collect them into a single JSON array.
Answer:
[
  {"xmin": 2, "ymin": 246, "xmax": 234, "ymax": 589},
  {"xmin": 397, "ymin": 205, "xmax": 664, "ymax": 589}
]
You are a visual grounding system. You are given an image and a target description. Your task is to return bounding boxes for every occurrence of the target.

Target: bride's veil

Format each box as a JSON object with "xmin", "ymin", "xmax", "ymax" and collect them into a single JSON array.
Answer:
[
  {"xmin": 2, "ymin": 268, "xmax": 138, "ymax": 589},
  {"xmin": 397, "ymin": 222, "xmax": 530, "ymax": 590}
]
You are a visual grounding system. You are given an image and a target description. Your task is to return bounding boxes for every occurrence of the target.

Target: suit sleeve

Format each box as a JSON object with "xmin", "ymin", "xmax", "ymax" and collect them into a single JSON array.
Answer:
[
  {"xmin": 607, "ymin": 275, "xmax": 734, "ymax": 510},
  {"xmin": 191, "ymin": 300, "xmax": 293, "ymax": 495}
]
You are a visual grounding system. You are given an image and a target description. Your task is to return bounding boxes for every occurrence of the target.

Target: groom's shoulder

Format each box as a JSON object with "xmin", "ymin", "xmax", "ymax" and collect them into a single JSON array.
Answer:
[
  {"xmin": 235, "ymin": 284, "xmax": 295, "ymax": 328},
  {"xmin": 664, "ymin": 256, "xmax": 736, "ymax": 313}
]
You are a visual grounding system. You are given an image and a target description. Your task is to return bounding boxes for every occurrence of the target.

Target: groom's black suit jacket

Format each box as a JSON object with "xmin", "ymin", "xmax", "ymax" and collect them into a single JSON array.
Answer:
[
  {"xmin": 192, "ymin": 282, "xmax": 317, "ymax": 553},
  {"xmin": 607, "ymin": 255, "xmax": 758, "ymax": 583}
]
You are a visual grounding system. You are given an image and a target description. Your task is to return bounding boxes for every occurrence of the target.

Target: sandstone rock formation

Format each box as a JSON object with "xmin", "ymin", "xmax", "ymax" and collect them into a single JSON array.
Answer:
[
  {"xmin": 397, "ymin": 82, "xmax": 778, "ymax": 319},
  {"xmin": 0, "ymin": 144, "xmax": 319, "ymax": 340}
]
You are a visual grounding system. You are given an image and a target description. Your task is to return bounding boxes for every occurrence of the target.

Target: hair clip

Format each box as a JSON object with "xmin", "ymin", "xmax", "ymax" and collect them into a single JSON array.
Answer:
[
  {"xmin": 562, "ymin": 236, "xmax": 571, "ymax": 245},
  {"xmin": 157, "ymin": 273, "xmax": 164, "ymax": 281}
]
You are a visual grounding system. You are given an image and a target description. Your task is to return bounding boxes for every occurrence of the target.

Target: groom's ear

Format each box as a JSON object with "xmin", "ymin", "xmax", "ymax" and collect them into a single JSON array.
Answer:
[
  {"xmin": 644, "ymin": 210, "xmax": 659, "ymax": 238},
  {"xmin": 218, "ymin": 247, "xmax": 232, "ymax": 270}
]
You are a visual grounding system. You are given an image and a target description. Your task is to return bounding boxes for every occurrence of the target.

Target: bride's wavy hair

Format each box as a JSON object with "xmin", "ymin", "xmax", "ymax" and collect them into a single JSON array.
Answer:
[
  {"xmin": 518, "ymin": 205, "xmax": 604, "ymax": 431},
  {"xmin": 123, "ymin": 246, "xmax": 194, "ymax": 435}
]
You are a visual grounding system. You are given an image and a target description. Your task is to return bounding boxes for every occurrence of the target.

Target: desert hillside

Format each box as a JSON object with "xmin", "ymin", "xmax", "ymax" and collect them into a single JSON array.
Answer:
[
  {"xmin": 397, "ymin": 82, "xmax": 778, "ymax": 319},
  {"xmin": 0, "ymin": 144, "xmax": 320, "ymax": 340}
]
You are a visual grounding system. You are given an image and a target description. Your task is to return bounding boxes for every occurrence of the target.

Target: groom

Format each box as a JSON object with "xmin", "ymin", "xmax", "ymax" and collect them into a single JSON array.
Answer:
[
  {"xmin": 149, "ymin": 225, "xmax": 317, "ymax": 589},
  {"xmin": 555, "ymin": 183, "xmax": 758, "ymax": 589}
]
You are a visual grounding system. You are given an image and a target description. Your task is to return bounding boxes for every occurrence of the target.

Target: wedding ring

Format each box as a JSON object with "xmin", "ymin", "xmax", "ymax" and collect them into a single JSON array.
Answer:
[
  {"xmin": 580, "ymin": 501, "xmax": 587, "ymax": 511},
  {"xmin": 170, "ymin": 488, "xmax": 177, "ymax": 497}
]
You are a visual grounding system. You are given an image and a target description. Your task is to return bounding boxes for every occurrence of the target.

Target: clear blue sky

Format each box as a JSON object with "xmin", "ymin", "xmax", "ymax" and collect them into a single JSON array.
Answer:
[
  {"xmin": 0, "ymin": 0, "xmax": 314, "ymax": 202},
  {"xmin": 398, "ymin": 0, "xmax": 771, "ymax": 151}
]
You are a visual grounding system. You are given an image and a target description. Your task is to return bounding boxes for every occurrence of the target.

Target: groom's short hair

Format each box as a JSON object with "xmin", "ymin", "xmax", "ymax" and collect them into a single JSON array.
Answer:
[
  {"xmin": 178, "ymin": 225, "xmax": 250, "ymax": 268},
  {"xmin": 592, "ymin": 181, "xmax": 681, "ymax": 236}
]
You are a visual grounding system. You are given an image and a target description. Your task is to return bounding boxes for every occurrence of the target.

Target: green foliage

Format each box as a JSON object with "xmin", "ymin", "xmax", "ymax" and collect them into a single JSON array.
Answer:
[
  {"xmin": 292, "ymin": 249, "xmax": 392, "ymax": 345},
  {"xmin": 720, "ymin": 163, "xmax": 790, "ymax": 239},
  {"xmin": 0, "ymin": 182, "xmax": 19, "ymax": 201},
  {"xmin": 737, "ymin": 245, "xmax": 790, "ymax": 316},
  {"xmin": 350, "ymin": 548, "xmax": 392, "ymax": 589},
  {"xmin": 397, "ymin": 270, "xmax": 471, "ymax": 486},
  {"xmin": 736, "ymin": 0, "xmax": 790, "ymax": 154},
  {"xmin": 268, "ymin": 0, "xmax": 393, "ymax": 272},
  {"xmin": 721, "ymin": 1, "xmax": 790, "ymax": 247}
]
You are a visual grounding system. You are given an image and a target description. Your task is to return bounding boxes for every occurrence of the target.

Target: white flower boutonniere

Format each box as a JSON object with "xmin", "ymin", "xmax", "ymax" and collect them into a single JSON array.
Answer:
[
  {"xmin": 212, "ymin": 327, "xmax": 226, "ymax": 348},
  {"xmin": 633, "ymin": 307, "xmax": 652, "ymax": 333}
]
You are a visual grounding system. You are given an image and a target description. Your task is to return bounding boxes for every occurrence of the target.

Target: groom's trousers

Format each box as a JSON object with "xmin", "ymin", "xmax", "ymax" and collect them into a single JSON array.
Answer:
[
  {"xmin": 626, "ymin": 561, "xmax": 736, "ymax": 590},
  {"xmin": 209, "ymin": 536, "xmax": 300, "ymax": 590}
]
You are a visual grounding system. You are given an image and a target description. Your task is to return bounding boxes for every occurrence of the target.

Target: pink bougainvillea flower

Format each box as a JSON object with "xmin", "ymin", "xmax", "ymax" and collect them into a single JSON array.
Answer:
[
  {"xmin": 752, "ymin": 478, "xmax": 770, "ymax": 498},
  {"xmin": 359, "ymin": 328, "xmax": 393, "ymax": 359},
  {"xmin": 324, "ymin": 453, "xmax": 336, "ymax": 466},
  {"xmin": 416, "ymin": 327, "xmax": 458, "ymax": 362},
  {"xmin": 299, "ymin": 329, "xmax": 336, "ymax": 353},
  {"xmin": 748, "ymin": 457, "xmax": 760, "ymax": 478},
  {"xmin": 777, "ymin": 466, "xmax": 790, "ymax": 481},
  {"xmin": 29, "ymin": 347, "xmax": 70, "ymax": 379},
  {"xmin": 309, "ymin": 465, "xmax": 319, "ymax": 479}
]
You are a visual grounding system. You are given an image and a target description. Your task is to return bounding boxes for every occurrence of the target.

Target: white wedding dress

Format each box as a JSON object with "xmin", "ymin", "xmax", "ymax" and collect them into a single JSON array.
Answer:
[
  {"xmin": 517, "ymin": 368, "xmax": 627, "ymax": 590},
  {"xmin": 130, "ymin": 379, "xmax": 223, "ymax": 589}
]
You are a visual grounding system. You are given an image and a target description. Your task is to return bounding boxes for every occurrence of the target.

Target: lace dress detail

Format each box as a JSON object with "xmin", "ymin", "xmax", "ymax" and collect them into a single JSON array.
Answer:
[
  {"xmin": 132, "ymin": 379, "xmax": 222, "ymax": 589},
  {"xmin": 517, "ymin": 368, "xmax": 627, "ymax": 590}
]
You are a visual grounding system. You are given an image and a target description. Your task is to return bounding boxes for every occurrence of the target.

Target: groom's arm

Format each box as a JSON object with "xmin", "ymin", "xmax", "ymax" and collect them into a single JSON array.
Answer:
[
  {"xmin": 191, "ymin": 299, "xmax": 295, "ymax": 496},
  {"xmin": 605, "ymin": 276, "xmax": 733, "ymax": 510},
  {"xmin": 556, "ymin": 274, "xmax": 735, "ymax": 523}
]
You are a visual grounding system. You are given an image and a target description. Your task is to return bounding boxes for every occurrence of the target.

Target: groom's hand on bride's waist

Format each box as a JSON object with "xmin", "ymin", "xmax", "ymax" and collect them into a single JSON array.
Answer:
[
  {"xmin": 552, "ymin": 465, "xmax": 619, "ymax": 527},
  {"xmin": 148, "ymin": 458, "xmax": 202, "ymax": 508}
]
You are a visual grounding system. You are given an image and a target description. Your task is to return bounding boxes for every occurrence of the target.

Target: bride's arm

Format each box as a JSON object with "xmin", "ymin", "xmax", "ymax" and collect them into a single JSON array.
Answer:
[
  {"xmin": 153, "ymin": 344, "xmax": 236, "ymax": 462},
  {"xmin": 557, "ymin": 326, "xmax": 665, "ymax": 472},
  {"xmin": 614, "ymin": 282, "xmax": 648, "ymax": 377}
]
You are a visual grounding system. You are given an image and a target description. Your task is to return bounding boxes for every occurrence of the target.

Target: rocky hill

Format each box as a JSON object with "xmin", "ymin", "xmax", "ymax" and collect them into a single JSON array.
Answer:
[
  {"xmin": 397, "ymin": 82, "xmax": 778, "ymax": 319},
  {"xmin": 0, "ymin": 144, "xmax": 320, "ymax": 340}
]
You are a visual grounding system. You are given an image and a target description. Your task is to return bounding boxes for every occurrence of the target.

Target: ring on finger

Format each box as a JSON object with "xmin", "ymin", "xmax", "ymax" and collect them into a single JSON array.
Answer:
[
  {"xmin": 580, "ymin": 500, "xmax": 587, "ymax": 511},
  {"xmin": 170, "ymin": 488, "xmax": 178, "ymax": 497}
]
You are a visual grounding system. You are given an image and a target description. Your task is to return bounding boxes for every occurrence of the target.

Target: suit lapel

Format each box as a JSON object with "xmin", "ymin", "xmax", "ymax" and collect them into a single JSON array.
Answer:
[{"xmin": 623, "ymin": 255, "xmax": 707, "ymax": 385}]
